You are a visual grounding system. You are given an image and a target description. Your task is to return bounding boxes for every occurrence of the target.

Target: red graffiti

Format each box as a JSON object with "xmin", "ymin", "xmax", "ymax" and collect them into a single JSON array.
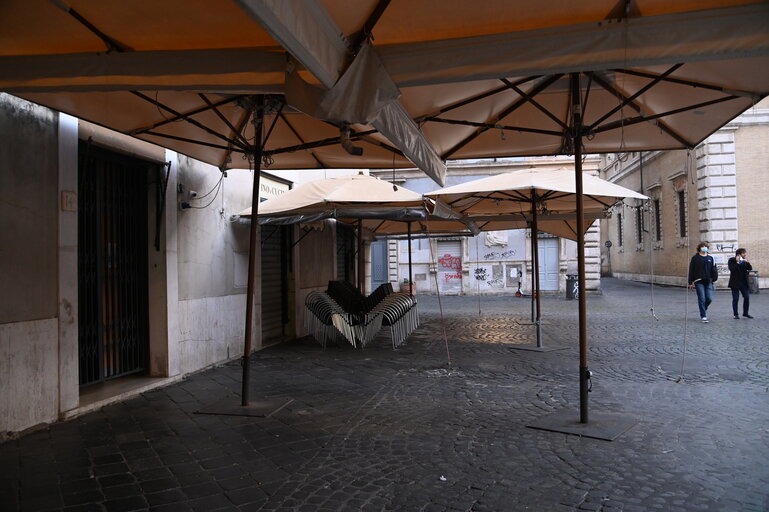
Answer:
[
  {"xmin": 438, "ymin": 254, "xmax": 462, "ymax": 270},
  {"xmin": 443, "ymin": 271, "xmax": 462, "ymax": 282}
]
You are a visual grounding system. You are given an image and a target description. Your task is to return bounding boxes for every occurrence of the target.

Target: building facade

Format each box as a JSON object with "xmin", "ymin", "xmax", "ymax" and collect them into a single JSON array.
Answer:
[
  {"xmin": 0, "ymin": 94, "xmax": 343, "ymax": 437},
  {"xmin": 599, "ymin": 99, "xmax": 769, "ymax": 288}
]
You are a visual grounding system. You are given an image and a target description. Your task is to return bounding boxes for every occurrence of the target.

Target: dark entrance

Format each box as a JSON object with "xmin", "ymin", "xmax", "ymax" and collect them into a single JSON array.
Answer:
[
  {"xmin": 78, "ymin": 143, "xmax": 152, "ymax": 386},
  {"xmin": 261, "ymin": 225, "xmax": 290, "ymax": 344},
  {"xmin": 336, "ymin": 223, "xmax": 355, "ymax": 283}
]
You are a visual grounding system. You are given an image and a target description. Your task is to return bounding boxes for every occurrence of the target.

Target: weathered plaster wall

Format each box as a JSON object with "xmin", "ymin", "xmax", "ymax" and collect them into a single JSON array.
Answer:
[
  {"xmin": 174, "ymin": 159, "xmax": 255, "ymax": 372},
  {"xmin": 0, "ymin": 319, "xmax": 59, "ymax": 434},
  {"xmin": 0, "ymin": 94, "xmax": 58, "ymax": 323},
  {"xmin": 0, "ymin": 95, "xmax": 62, "ymax": 434},
  {"xmin": 176, "ymin": 158, "xmax": 254, "ymax": 300}
]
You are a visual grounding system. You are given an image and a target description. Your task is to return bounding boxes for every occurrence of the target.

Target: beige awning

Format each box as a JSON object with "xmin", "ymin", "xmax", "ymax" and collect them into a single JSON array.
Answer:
[
  {"xmin": 239, "ymin": 173, "xmax": 437, "ymax": 224},
  {"xmin": 423, "ymin": 167, "xmax": 646, "ymax": 239},
  {"xmin": 1, "ymin": 1, "xmax": 767, "ymax": 185},
  {"xmin": 427, "ymin": 168, "xmax": 647, "ymax": 215}
]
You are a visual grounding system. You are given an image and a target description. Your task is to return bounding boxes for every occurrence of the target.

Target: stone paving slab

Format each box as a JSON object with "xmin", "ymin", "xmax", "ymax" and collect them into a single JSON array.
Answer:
[{"xmin": 1, "ymin": 279, "xmax": 768, "ymax": 511}]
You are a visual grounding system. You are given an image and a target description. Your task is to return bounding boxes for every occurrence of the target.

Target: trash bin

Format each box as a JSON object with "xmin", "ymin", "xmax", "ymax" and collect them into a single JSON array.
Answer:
[
  {"xmin": 748, "ymin": 270, "xmax": 759, "ymax": 294},
  {"xmin": 566, "ymin": 274, "xmax": 579, "ymax": 300}
]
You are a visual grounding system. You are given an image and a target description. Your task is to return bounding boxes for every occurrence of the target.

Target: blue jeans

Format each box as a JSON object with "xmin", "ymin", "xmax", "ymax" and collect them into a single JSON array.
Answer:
[
  {"xmin": 694, "ymin": 281, "xmax": 714, "ymax": 318},
  {"xmin": 731, "ymin": 285, "xmax": 750, "ymax": 316}
]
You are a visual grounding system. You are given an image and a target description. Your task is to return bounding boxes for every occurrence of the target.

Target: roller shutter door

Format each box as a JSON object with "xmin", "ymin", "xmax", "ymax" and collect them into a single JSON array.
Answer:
[
  {"xmin": 437, "ymin": 239, "xmax": 463, "ymax": 294},
  {"xmin": 336, "ymin": 224, "xmax": 355, "ymax": 283},
  {"xmin": 261, "ymin": 226, "xmax": 287, "ymax": 342}
]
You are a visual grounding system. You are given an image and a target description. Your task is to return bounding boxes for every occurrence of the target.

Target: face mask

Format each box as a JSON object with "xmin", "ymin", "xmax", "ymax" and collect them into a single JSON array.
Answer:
[{"xmin": 701, "ymin": 247, "xmax": 709, "ymax": 253}]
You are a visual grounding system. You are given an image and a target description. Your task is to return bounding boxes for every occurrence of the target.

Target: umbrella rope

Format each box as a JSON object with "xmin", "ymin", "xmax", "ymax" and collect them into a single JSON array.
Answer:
[
  {"xmin": 677, "ymin": 150, "xmax": 694, "ymax": 383},
  {"xmin": 475, "ymin": 235, "xmax": 482, "ymax": 316},
  {"xmin": 426, "ymin": 220, "xmax": 452, "ymax": 367},
  {"xmin": 649, "ymin": 197, "xmax": 662, "ymax": 374}
]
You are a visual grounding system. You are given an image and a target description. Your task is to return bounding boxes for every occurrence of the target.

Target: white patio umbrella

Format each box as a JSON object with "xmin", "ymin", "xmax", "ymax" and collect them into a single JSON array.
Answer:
[
  {"xmin": 427, "ymin": 167, "xmax": 647, "ymax": 348},
  {"xmin": 239, "ymin": 173, "xmax": 468, "ymax": 292},
  {"xmin": 239, "ymin": 173, "xmax": 426, "ymax": 222}
]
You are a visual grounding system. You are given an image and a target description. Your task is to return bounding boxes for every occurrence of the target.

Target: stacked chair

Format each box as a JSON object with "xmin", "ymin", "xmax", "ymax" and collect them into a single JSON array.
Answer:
[{"xmin": 304, "ymin": 281, "xmax": 419, "ymax": 349}]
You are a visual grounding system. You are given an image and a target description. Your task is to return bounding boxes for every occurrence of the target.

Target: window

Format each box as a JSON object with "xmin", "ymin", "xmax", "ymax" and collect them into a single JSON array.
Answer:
[
  {"xmin": 654, "ymin": 199, "xmax": 662, "ymax": 242},
  {"xmin": 677, "ymin": 190, "xmax": 687, "ymax": 237},
  {"xmin": 636, "ymin": 206, "xmax": 644, "ymax": 245},
  {"xmin": 617, "ymin": 213, "xmax": 623, "ymax": 247}
]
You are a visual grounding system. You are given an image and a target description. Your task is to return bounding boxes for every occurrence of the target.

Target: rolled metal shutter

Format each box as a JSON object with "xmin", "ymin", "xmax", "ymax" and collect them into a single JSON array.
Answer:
[
  {"xmin": 261, "ymin": 226, "xmax": 284, "ymax": 342},
  {"xmin": 336, "ymin": 224, "xmax": 354, "ymax": 283},
  {"xmin": 437, "ymin": 239, "xmax": 463, "ymax": 294}
]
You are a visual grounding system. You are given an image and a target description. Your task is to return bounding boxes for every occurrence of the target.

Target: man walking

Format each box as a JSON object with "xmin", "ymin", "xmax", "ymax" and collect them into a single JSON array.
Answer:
[
  {"xmin": 688, "ymin": 242, "xmax": 718, "ymax": 323},
  {"xmin": 728, "ymin": 248, "xmax": 753, "ymax": 319}
]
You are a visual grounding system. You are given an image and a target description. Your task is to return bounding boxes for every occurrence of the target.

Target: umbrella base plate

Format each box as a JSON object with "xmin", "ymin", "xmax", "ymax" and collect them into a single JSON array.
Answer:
[
  {"xmin": 527, "ymin": 409, "xmax": 637, "ymax": 441},
  {"xmin": 196, "ymin": 397, "xmax": 294, "ymax": 418}
]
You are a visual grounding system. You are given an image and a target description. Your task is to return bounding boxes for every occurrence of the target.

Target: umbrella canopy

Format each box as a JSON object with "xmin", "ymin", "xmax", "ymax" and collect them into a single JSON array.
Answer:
[
  {"xmin": 2, "ymin": 1, "xmax": 768, "ymax": 187},
  {"xmin": 362, "ymin": 211, "xmax": 606, "ymax": 241},
  {"xmin": 2, "ymin": 0, "xmax": 766, "ymax": 423},
  {"xmin": 426, "ymin": 167, "xmax": 648, "ymax": 218},
  {"xmin": 240, "ymin": 174, "xmax": 467, "ymax": 227},
  {"xmin": 239, "ymin": 173, "xmax": 429, "ymax": 223}
]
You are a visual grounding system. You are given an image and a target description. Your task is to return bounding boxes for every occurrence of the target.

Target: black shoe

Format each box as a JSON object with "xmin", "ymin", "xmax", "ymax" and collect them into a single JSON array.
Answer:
[
  {"xmin": 734, "ymin": 315, "xmax": 740, "ymax": 319},
  {"xmin": 743, "ymin": 314, "xmax": 754, "ymax": 319}
]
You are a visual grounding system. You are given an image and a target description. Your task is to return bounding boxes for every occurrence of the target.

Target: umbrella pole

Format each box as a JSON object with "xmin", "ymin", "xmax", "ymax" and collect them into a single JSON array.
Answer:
[
  {"xmin": 530, "ymin": 223, "xmax": 536, "ymax": 323},
  {"xmin": 357, "ymin": 219, "xmax": 364, "ymax": 293},
  {"xmin": 407, "ymin": 222, "xmax": 414, "ymax": 296},
  {"xmin": 532, "ymin": 200, "xmax": 542, "ymax": 347},
  {"xmin": 242, "ymin": 96, "xmax": 264, "ymax": 407},
  {"xmin": 571, "ymin": 73, "xmax": 589, "ymax": 424}
]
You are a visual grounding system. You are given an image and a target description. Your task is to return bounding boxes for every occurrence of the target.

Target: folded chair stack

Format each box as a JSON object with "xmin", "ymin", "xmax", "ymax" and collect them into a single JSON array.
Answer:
[
  {"xmin": 372, "ymin": 292, "xmax": 420, "ymax": 349},
  {"xmin": 303, "ymin": 281, "xmax": 419, "ymax": 349}
]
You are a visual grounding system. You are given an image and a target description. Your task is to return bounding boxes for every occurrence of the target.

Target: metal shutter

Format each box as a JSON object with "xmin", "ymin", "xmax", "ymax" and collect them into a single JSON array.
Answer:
[
  {"xmin": 261, "ymin": 226, "xmax": 285, "ymax": 342},
  {"xmin": 336, "ymin": 223, "xmax": 354, "ymax": 283},
  {"xmin": 437, "ymin": 239, "xmax": 463, "ymax": 294}
]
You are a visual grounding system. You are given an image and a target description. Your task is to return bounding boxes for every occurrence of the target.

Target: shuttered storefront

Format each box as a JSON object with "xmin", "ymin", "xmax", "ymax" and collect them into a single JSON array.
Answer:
[
  {"xmin": 78, "ymin": 143, "xmax": 151, "ymax": 386},
  {"xmin": 437, "ymin": 239, "xmax": 463, "ymax": 294},
  {"xmin": 261, "ymin": 226, "xmax": 289, "ymax": 343}
]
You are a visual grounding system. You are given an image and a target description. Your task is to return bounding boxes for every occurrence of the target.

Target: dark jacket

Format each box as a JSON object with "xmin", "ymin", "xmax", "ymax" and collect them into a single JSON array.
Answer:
[
  {"xmin": 727, "ymin": 256, "xmax": 753, "ymax": 289},
  {"xmin": 688, "ymin": 253, "xmax": 718, "ymax": 285}
]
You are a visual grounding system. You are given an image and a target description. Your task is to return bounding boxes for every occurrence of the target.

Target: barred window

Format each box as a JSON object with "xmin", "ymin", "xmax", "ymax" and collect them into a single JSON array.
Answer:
[
  {"xmin": 677, "ymin": 190, "xmax": 687, "ymax": 237},
  {"xmin": 617, "ymin": 213, "xmax": 623, "ymax": 247},
  {"xmin": 654, "ymin": 199, "xmax": 662, "ymax": 241}
]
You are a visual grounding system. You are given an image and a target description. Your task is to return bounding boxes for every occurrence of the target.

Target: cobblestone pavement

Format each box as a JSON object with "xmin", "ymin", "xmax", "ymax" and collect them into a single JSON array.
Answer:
[{"xmin": 2, "ymin": 278, "xmax": 768, "ymax": 512}]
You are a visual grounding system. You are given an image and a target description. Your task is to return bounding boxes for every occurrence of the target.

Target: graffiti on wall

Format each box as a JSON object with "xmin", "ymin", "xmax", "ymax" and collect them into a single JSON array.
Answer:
[
  {"xmin": 438, "ymin": 253, "xmax": 461, "ymax": 270},
  {"xmin": 438, "ymin": 253, "xmax": 462, "ymax": 283},
  {"xmin": 482, "ymin": 249, "xmax": 517, "ymax": 260}
]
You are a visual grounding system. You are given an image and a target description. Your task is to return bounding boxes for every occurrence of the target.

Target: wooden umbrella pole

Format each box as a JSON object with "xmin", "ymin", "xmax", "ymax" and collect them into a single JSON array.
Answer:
[
  {"xmin": 242, "ymin": 96, "xmax": 264, "ymax": 406},
  {"xmin": 530, "ymin": 219, "xmax": 536, "ymax": 323},
  {"xmin": 407, "ymin": 222, "xmax": 414, "ymax": 296},
  {"xmin": 571, "ymin": 73, "xmax": 589, "ymax": 424},
  {"xmin": 358, "ymin": 219, "xmax": 364, "ymax": 293},
  {"xmin": 532, "ymin": 198, "xmax": 542, "ymax": 347}
]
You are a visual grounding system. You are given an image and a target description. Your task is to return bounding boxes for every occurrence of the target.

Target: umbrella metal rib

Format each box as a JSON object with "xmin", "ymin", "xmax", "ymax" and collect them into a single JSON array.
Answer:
[
  {"xmin": 278, "ymin": 112, "xmax": 328, "ymax": 169},
  {"xmin": 586, "ymin": 71, "xmax": 692, "ymax": 148},
  {"xmin": 442, "ymin": 74, "xmax": 563, "ymax": 159}
]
